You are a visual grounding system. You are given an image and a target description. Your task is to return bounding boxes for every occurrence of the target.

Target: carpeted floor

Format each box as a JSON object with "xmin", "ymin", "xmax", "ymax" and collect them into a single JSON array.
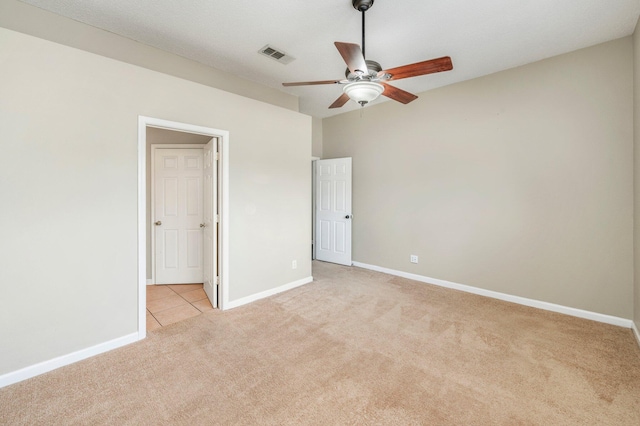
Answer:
[{"xmin": 2, "ymin": 261, "xmax": 640, "ymax": 425}]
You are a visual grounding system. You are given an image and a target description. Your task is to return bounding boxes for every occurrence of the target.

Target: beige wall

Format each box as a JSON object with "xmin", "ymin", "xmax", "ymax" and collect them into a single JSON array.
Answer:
[
  {"xmin": 0, "ymin": 27, "xmax": 311, "ymax": 375},
  {"xmin": 634, "ymin": 18, "xmax": 640, "ymax": 332},
  {"xmin": 0, "ymin": 0, "xmax": 298, "ymax": 112},
  {"xmin": 312, "ymin": 117, "xmax": 323, "ymax": 158},
  {"xmin": 323, "ymin": 38, "xmax": 634, "ymax": 319}
]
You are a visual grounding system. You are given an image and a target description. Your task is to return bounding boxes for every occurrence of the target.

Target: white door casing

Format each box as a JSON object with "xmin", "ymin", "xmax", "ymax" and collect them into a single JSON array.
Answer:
[
  {"xmin": 140, "ymin": 116, "xmax": 230, "ymax": 338},
  {"xmin": 202, "ymin": 138, "xmax": 218, "ymax": 308},
  {"xmin": 315, "ymin": 158, "xmax": 352, "ymax": 266},
  {"xmin": 311, "ymin": 158, "xmax": 318, "ymax": 260},
  {"xmin": 154, "ymin": 148, "xmax": 204, "ymax": 284}
]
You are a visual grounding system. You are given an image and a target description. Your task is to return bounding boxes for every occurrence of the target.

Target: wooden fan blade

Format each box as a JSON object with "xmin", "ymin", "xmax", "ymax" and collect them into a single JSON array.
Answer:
[
  {"xmin": 381, "ymin": 56, "xmax": 453, "ymax": 81},
  {"xmin": 283, "ymin": 79, "xmax": 345, "ymax": 87},
  {"xmin": 329, "ymin": 93, "xmax": 350, "ymax": 109},
  {"xmin": 380, "ymin": 82, "xmax": 418, "ymax": 104},
  {"xmin": 334, "ymin": 42, "xmax": 368, "ymax": 76}
]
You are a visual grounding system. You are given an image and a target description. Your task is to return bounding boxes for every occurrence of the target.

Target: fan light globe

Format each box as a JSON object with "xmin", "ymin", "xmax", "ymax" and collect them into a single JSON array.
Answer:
[{"xmin": 343, "ymin": 81, "xmax": 384, "ymax": 106}]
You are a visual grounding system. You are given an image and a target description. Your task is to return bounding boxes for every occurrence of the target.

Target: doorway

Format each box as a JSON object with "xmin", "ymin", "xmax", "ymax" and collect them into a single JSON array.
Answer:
[
  {"xmin": 138, "ymin": 116, "xmax": 230, "ymax": 338},
  {"xmin": 314, "ymin": 157, "xmax": 353, "ymax": 266},
  {"xmin": 151, "ymin": 140, "xmax": 219, "ymax": 309},
  {"xmin": 151, "ymin": 144, "xmax": 209, "ymax": 285}
]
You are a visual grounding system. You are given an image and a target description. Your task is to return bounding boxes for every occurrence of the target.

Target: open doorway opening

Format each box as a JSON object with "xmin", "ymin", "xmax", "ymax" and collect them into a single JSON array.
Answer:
[
  {"xmin": 148, "ymin": 131, "xmax": 212, "ymax": 286},
  {"xmin": 137, "ymin": 116, "xmax": 230, "ymax": 338},
  {"xmin": 147, "ymin": 134, "xmax": 214, "ymax": 329}
]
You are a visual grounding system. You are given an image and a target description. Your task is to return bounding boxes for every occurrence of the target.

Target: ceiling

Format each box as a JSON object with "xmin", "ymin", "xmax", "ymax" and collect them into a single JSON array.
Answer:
[{"xmin": 21, "ymin": 0, "xmax": 640, "ymax": 118}]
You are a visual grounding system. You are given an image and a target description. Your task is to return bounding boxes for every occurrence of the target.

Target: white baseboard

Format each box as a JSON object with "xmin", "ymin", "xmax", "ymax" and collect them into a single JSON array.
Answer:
[
  {"xmin": 146, "ymin": 279, "xmax": 153, "ymax": 285},
  {"xmin": 633, "ymin": 322, "xmax": 640, "ymax": 349},
  {"xmin": 225, "ymin": 276, "xmax": 313, "ymax": 310},
  {"xmin": 352, "ymin": 261, "xmax": 633, "ymax": 329},
  {"xmin": 0, "ymin": 332, "xmax": 140, "ymax": 389}
]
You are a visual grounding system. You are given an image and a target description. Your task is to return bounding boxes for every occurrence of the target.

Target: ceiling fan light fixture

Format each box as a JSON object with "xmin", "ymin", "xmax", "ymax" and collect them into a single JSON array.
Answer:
[
  {"xmin": 281, "ymin": 0, "xmax": 453, "ymax": 110},
  {"xmin": 343, "ymin": 81, "xmax": 384, "ymax": 107}
]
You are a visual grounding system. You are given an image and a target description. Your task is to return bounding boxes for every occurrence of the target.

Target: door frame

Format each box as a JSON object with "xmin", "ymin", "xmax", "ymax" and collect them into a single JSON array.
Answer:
[
  {"xmin": 138, "ymin": 116, "xmax": 230, "ymax": 339},
  {"xmin": 150, "ymin": 144, "xmax": 207, "ymax": 286},
  {"xmin": 311, "ymin": 156, "xmax": 320, "ymax": 260}
]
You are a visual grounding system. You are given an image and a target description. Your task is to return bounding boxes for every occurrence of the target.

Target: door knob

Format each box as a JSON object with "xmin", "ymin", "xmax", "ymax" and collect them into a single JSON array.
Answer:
[
  {"xmin": 200, "ymin": 223, "xmax": 206, "ymax": 228},
  {"xmin": 155, "ymin": 221, "xmax": 162, "ymax": 226},
  {"xmin": 345, "ymin": 215, "xmax": 351, "ymax": 219}
]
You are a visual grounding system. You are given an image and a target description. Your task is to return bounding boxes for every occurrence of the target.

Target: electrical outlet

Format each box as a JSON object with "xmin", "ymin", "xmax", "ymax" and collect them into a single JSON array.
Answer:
[
  {"xmin": 410, "ymin": 255, "xmax": 418, "ymax": 264},
  {"xmin": 292, "ymin": 260, "xmax": 297, "ymax": 269}
]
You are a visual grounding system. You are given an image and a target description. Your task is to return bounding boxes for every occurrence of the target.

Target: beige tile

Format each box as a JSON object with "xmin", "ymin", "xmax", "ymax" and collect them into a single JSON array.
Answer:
[
  {"xmin": 181, "ymin": 288, "xmax": 207, "ymax": 303},
  {"xmin": 146, "ymin": 285, "xmax": 175, "ymax": 301},
  {"xmin": 153, "ymin": 304, "xmax": 201, "ymax": 326},
  {"xmin": 146, "ymin": 311, "xmax": 162, "ymax": 331},
  {"xmin": 168, "ymin": 284, "xmax": 203, "ymax": 294},
  {"xmin": 147, "ymin": 293, "xmax": 189, "ymax": 314},
  {"xmin": 192, "ymin": 298, "xmax": 214, "ymax": 312}
]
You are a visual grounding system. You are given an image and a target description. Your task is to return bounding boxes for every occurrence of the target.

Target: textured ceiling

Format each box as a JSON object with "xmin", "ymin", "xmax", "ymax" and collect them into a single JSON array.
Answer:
[{"xmin": 20, "ymin": 0, "xmax": 640, "ymax": 118}]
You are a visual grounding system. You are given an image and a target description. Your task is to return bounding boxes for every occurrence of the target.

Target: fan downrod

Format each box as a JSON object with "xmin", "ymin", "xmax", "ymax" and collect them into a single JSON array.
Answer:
[{"xmin": 352, "ymin": 0, "xmax": 374, "ymax": 12}]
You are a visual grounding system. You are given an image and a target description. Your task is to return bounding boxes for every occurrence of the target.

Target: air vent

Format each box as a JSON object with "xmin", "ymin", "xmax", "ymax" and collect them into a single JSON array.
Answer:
[{"xmin": 258, "ymin": 45, "xmax": 295, "ymax": 65}]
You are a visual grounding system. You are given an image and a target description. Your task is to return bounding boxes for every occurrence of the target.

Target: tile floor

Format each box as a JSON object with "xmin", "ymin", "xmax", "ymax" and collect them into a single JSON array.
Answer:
[{"xmin": 146, "ymin": 284, "xmax": 213, "ymax": 331}]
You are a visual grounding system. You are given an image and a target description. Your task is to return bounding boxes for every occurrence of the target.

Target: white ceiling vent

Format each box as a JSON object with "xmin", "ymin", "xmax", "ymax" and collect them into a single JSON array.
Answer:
[{"xmin": 258, "ymin": 45, "xmax": 295, "ymax": 65}]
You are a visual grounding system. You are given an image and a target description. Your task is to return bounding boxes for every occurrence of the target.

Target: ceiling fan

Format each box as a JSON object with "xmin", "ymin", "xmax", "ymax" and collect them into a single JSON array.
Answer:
[{"xmin": 282, "ymin": 0, "xmax": 453, "ymax": 109}]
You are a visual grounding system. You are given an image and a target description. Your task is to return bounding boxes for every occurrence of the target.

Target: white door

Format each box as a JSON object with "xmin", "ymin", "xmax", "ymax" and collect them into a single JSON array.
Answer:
[
  {"xmin": 315, "ymin": 158, "xmax": 352, "ymax": 266},
  {"xmin": 202, "ymin": 139, "xmax": 218, "ymax": 307},
  {"xmin": 154, "ymin": 148, "xmax": 204, "ymax": 284}
]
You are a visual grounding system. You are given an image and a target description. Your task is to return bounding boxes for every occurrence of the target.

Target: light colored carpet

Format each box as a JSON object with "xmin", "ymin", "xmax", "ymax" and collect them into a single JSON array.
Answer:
[{"xmin": 2, "ymin": 261, "xmax": 640, "ymax": 425}]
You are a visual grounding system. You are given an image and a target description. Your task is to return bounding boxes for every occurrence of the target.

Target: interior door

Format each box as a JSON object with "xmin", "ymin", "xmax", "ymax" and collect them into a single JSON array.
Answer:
[
  {"xmin": 154, "ymin": 148, "xmax": 204, "ymax": 284},
  {"xmin": 315, "ymin": 158, "xmax": 352, "ymax": 266},
  {"xmin": 202, "ymin": 138, "xmax": 218, "ymax": 308}
]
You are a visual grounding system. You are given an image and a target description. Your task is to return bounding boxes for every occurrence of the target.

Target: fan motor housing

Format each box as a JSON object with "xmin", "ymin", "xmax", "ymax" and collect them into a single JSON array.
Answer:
[
  {"xmin": 345, "ymin": 60, "xmax": 382, "ymax": 80},
  {"xmin": 352, "ymin": 0, "xmax": 374, "ymax": 12}
]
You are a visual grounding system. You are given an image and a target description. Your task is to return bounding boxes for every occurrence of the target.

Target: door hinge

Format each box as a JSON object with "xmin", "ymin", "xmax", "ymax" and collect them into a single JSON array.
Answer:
[
  {"xmin": 214, "ymin": 152, "xmax": 220, "ymax": 161},
  {"xmin": 215, "ymin": 214, "xmax": 220, "ymax": 223},
  {"xmin": 215, "ymin": 276, "xmax": 220, "ymax": 285}
]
